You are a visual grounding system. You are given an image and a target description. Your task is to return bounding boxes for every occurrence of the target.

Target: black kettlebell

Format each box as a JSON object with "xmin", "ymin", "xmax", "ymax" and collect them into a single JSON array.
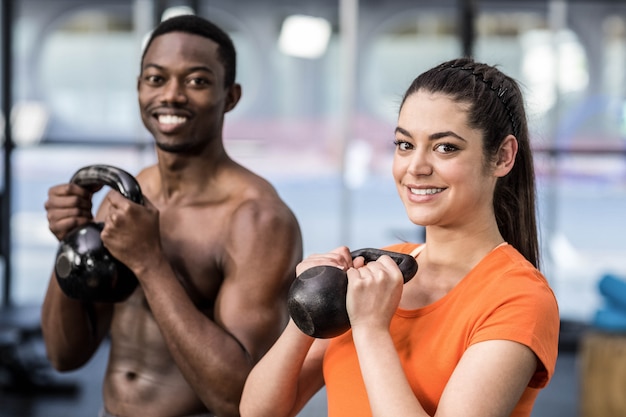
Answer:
[
  {"xmin": 287, "ymin": 248, "xmax": 418, "ymax": 339},
  {"xmin": 54, "ymin": 165, "xmax": 144, "ymax": 303}
]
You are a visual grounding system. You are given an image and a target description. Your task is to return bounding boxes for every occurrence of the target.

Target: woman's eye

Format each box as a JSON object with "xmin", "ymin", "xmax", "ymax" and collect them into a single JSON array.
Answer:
[
  {"xmin": 435, "ymin": 143, "xmax": 458, "ymax": 154},
  {"xmin": 393, "ymin": 140, "xmax": 413, "ymax": 151}
]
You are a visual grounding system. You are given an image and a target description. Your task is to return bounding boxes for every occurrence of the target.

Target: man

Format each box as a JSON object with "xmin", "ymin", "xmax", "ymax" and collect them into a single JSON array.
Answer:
[{"xmin": 42, "ymin": 14, "xmax": 303, "ymax": 417}]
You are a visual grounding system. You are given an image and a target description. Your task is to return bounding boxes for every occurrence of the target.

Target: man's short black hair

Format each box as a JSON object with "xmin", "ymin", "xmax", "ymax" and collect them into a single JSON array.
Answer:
[{"xmin": 141, "ymin": 14, "xmax": 237, "ymax": 87}]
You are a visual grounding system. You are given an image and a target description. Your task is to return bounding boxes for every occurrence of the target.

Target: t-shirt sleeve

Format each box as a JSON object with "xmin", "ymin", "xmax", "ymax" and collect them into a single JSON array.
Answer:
[{"xmin": 469, "ymin": 267, "xmax": 560, "ymax": 388}]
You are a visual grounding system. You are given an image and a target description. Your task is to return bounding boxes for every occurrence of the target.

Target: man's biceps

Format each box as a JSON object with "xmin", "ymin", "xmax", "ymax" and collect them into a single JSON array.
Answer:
[
  {"xmin": 220, "ymin": 299, "xmax": 286, "ymax": 357},
  {"xmin": 218, "ymin": 286, "xmax": 285, "ymax": 328}
]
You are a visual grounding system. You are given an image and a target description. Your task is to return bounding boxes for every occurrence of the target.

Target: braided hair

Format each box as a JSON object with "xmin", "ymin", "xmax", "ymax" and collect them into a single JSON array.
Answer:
[{"xmin": 400, "ymin": 57, "xmax": 539, "ymax": 268}]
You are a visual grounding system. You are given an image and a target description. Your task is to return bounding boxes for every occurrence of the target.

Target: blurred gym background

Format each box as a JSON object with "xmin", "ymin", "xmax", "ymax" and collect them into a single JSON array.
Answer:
[{"xmin": 1, "ymin": 0, "xmax": 625, "ymax": 416}]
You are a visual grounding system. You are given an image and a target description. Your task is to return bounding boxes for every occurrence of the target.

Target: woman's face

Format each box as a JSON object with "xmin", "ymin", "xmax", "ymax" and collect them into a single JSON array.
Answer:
[{"xmin": 392, "ymin": 90, "xmax": 499, "ymax": 229}]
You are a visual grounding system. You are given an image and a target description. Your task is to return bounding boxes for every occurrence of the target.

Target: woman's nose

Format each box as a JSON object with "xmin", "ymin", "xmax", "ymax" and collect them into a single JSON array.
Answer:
[{"xmin": 407, "ymin": 149, "xmax": 433, "ymax": 176}]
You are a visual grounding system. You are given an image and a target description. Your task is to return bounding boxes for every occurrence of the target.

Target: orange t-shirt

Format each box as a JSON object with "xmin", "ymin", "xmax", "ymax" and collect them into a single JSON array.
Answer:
[{"xmin": 323, "ymin": 243, "xmax": 560, "ymax": 417}]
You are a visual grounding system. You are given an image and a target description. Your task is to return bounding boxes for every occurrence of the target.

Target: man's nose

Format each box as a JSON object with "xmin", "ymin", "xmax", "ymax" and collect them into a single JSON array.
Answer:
[{"xmin": 161, "ymin": 79, "xmax": 187, "ymax": 103}]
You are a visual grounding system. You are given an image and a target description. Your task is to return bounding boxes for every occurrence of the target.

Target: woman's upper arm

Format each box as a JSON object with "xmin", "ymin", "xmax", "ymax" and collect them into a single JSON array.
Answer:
[{"xmin": 436, "ymin": 339, "xmax": 538, "ymax": 417}]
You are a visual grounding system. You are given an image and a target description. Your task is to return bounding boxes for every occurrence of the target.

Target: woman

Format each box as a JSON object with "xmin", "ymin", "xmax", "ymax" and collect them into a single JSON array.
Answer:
[{"xmin": 240, "ymin": 57, "xmax": 560, "ymax": 417}]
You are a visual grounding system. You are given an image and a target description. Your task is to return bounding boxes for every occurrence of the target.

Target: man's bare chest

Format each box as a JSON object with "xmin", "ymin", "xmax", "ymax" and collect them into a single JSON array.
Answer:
[{"xmin": 156, "ymin": 207, "xmax": 231, "ymax": 308}]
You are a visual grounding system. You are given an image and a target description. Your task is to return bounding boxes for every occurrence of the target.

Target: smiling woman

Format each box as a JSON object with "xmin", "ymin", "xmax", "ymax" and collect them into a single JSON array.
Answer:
[{"xmin": 240, "ymin": 57, "xmax": 559, "ymax": 417}]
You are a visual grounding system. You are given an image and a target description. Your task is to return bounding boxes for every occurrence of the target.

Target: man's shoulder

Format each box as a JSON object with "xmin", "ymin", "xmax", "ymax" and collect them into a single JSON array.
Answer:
[
  {"xmin": 134, "ymin": 165, "xmax": 159, "ymax": 192},
  {"xmin": 231, "ymin": 190, "xmax": 297, "ymax": 228},
  {"xmin": 230, "ymin": 168, "xmax": 294, "ymax": 212},
  {"xmin": 224, "ymin": 179, "xmax": 301, "ymax": 246}
]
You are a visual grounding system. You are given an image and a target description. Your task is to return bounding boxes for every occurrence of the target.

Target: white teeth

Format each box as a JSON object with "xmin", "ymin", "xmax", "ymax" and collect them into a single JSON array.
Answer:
[
  {"xmin": 410, "ymin": 188, "xmax": 444, "ymax": 195},
  {"xmin": 158, "ymin": 114, "xmax": 187, "ymax": 125}
]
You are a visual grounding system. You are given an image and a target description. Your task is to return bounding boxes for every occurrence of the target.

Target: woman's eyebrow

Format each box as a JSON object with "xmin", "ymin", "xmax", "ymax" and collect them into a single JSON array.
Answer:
[
  {"xmin": 430, "ymin": 131, "xmax": 467, "ymax": 142},
  {"xmin": 395, "ymin": 126, "xmax": 467, "ymax": 142},
  {"xmin": 394, "ymin": 126, "xmax": 412, "ymax": 137}
]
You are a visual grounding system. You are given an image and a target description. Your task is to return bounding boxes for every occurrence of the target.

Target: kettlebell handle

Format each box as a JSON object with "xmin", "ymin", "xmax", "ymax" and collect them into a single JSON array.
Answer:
[
  {"xmin": 71, "ymin": 164, "xmax": 144, "ymax": 205},
  {"xmin": 350, "ymin": 248, "xmax": 418, "ymax": 283}
]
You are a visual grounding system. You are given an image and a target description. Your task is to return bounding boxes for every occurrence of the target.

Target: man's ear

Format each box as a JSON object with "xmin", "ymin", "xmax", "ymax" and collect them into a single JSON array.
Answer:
[
  {"xmin": 494, "ymin": 134, "xmax": 518, "ymax": 177},
  {"xmin": 224, "ymin": 83, "xmax": 242, "ymax": 113}
]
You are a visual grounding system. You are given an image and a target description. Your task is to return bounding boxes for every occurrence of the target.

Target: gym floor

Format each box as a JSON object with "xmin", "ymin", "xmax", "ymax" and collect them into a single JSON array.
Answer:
[{"xmin": 0, "ymin": 305, "xmax": 582, "ymax": 417}]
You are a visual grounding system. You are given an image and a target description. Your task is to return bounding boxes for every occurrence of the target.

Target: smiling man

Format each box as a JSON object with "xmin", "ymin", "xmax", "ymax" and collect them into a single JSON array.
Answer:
[{"xmin": 42, "ymin": 15, "xmax": 303, "ymax": 417}]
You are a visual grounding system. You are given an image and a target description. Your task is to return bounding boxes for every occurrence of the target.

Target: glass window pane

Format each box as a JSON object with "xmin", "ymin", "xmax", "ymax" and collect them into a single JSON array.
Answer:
[{"xmin": 38, "ymin": 9, "xmax": 140, "ymax": 142}]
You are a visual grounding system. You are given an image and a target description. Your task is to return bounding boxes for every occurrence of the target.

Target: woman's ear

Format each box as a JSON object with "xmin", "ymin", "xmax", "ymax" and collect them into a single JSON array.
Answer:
[{"xmin": 494, "ymin": 134, "xmax": 518, "ymax": 177}]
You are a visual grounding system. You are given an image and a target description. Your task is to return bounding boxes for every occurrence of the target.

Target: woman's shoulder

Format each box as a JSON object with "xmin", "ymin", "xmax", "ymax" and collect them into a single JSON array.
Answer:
[
  {"xmin": 472, "ymin": 244, "xmax": 556, "ymax": 302},
  {"xmin": 382, "ymin": 242, "xmax": 423, "ymax": 255},
  {"xmin": 483, "ymin": 244, "xmax": 544, "ymax": 279}
]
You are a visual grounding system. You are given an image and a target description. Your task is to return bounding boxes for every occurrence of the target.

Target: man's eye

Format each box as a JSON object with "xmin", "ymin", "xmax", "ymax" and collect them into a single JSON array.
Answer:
[
  {"xmin": 144, "ymin": 75, "xmax": 162, "ymax": 84},
  {"xmin": 188, "ymin": 77, "xmax": 209, "ymax": 86}
]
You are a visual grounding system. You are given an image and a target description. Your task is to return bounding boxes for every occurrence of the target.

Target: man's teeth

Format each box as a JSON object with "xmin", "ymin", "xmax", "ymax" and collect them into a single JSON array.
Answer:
[
  {"xmin": 158, "ymin": 115, "xmax": 187, "ymax": 125},
  {"xmin": 410, "ymin": 188, "xmax": 444, "ymax": 195}
]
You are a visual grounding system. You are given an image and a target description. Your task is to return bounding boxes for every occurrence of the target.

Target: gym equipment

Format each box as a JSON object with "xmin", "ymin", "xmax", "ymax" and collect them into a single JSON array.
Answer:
[
  {"xmin": 598, "ymin": 274, "xmax": 626, "ymax": 311},
  {"xmin": 287, "ymin": 248, "xmax": 418, "ymax": 338},
  {"xmin": 54, "ymin": 165, "xmax": 143, "ymax": 303}
]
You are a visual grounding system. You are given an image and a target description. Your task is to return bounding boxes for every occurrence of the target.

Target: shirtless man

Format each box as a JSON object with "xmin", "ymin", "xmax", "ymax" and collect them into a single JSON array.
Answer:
[{"xmin": 41, "ymin": 15, "xmax": 303, "ymax": 417}]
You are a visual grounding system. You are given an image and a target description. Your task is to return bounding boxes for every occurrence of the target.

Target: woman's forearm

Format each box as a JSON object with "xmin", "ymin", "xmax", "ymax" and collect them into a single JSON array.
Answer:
[
  {"xmin": 240, "ymin": 320, "xmax": 319, "ymax": 417},
  {"xmin": 352, "ymin": 325, "xmax": 428, "ymax": 417}
]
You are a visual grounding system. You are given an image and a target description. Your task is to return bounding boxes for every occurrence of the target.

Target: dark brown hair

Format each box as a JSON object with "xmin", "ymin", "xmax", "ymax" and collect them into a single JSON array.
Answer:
[{"xmin": 401, "ymin": 57, "xmax": 539, "ymax": 268}]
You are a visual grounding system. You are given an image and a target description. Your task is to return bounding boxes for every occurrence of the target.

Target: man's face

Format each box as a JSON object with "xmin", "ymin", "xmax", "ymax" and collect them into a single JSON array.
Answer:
[{"xmin": 137, "ymin": 31, "xmax": 237, "ymax": 154}]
